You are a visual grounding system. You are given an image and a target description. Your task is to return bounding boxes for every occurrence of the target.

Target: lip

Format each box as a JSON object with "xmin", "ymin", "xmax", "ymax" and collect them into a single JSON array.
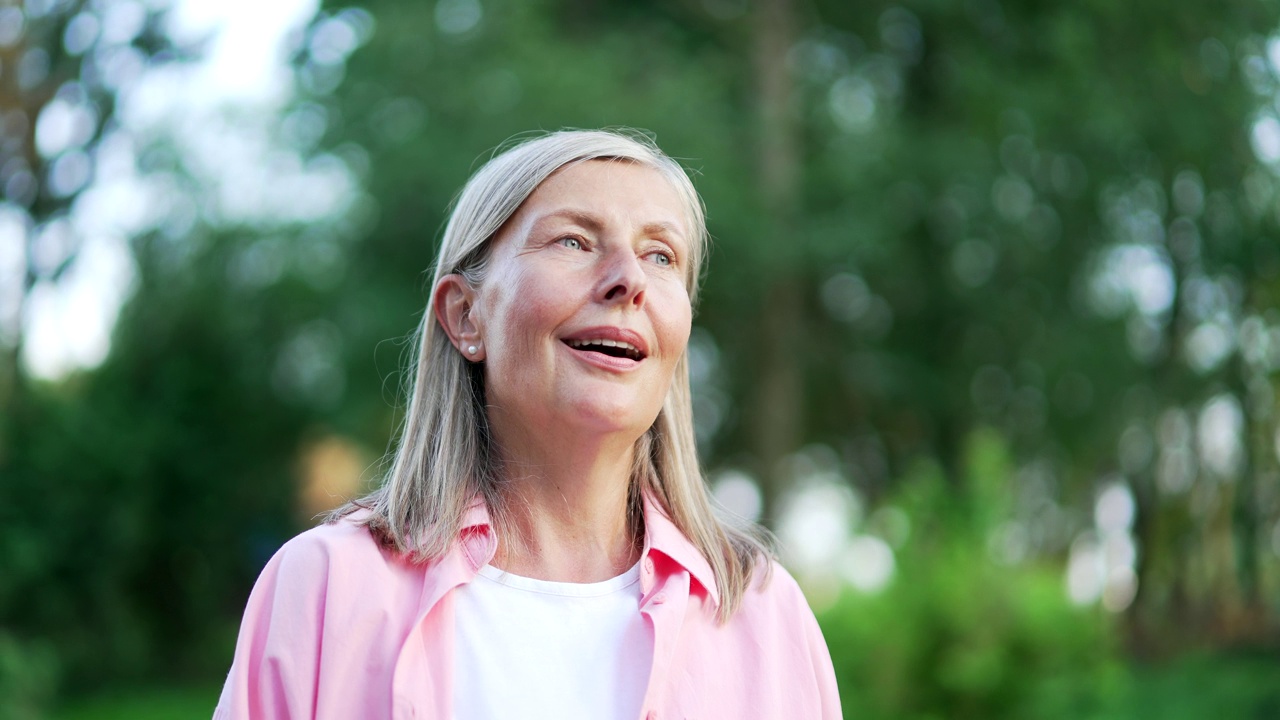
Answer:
[
  {"xmin": 559, "ymin": 326, "xmax": 651, "ymax": 357},
  {"xmin": 559, "ymin": 326, "xmax": 650, "ymax": 371}
]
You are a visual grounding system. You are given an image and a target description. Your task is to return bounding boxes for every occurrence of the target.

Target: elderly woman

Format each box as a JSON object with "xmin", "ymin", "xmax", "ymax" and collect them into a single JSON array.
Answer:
[{"xmin": 215, "ymin": 129, "xmax": 840, "ymax": 719}]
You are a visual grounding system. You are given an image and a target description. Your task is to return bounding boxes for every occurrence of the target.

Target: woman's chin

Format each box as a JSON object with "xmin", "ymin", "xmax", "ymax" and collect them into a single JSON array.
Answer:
[{"xmin": 564, "ymin": 397, "xmax": 659, "ymax": 439}]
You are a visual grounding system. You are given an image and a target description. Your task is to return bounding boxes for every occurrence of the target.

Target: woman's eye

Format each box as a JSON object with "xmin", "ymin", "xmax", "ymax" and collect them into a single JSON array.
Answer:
[
  {"xmin": 558, "ymin": 236, "xmax": 583, "ymax": 250},
  {"xmin": 646, "ymin": 250, "xmax": 673, "ymax": 266}
]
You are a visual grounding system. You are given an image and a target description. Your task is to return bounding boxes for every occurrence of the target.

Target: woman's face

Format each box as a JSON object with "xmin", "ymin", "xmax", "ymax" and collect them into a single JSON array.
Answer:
[{"xmin": 471, "ymin": 159, "xmax": 693, "ymax": 445}]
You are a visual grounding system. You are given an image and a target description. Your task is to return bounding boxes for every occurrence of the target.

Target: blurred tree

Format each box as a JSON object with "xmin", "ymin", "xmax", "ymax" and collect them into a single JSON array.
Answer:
[
  {"xmin": 0, "ymin": 0, "xmax": 170, "ymax": 397},
  {"xmin": 746, "ymin": 0, "xmax": 805, "ymax": 523},
  {"xmin": 0, "ymin": 0, "xmax": 187, "ymax": 709}
]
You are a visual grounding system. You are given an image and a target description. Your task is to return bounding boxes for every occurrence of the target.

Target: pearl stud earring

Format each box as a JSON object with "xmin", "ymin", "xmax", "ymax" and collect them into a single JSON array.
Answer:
[{"xmin": 467, "ymin": 345, "xmax": 478, "ymax": 355}]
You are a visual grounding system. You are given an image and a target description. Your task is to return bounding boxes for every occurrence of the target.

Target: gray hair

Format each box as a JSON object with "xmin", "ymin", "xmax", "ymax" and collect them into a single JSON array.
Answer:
[{"xmin": 332, "ymin": 128, "xmax": 770, "ymax": 621}]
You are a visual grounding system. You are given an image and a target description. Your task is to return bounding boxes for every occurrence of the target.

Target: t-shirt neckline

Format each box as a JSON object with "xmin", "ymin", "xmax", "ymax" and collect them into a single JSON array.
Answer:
[{"xmin": 475, "ymin": 561, "xmax": 642, "ymax": 597}]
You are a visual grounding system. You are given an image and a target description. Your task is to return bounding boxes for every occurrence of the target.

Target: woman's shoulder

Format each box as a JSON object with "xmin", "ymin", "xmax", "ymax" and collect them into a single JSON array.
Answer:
[
  {"xmin": 686, "ymin": 558, "xmax": 837, "ymax": 704},
  {"xmin": 262, "ymin": 511, "xmax": 413, "ymax": 587},
  {"xmin": 744, "ymin": 559, "xmax": 811, "ymax": 610},
  {"xmin": 276, "ymin": 510, "xmax": 382, "ymax": 559},
  {"xmin": 719, "ymin": 558, "xmax": 824, "ymax": 633},
  {"xmin": 218, "ymin": 513, "xmax": 433, "ymax": 718}
]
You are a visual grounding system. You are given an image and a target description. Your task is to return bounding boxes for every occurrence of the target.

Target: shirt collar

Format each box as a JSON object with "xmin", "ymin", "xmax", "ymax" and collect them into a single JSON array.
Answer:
[
  {"xmin": 457, "ymin": 499, "xmax": 498, "ymax": 570},
  {"xmin": 641, "ymin": 493, "xmax": 721, "ymax": 608},
  {"xmin": 453, "ymin": 493, "xmax": 720, "ymax": 607}
]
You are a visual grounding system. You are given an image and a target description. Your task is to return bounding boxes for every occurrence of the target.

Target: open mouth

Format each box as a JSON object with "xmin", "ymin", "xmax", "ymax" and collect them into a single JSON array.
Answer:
[{"xmin": 563, "ymin": 338, "xmax": 646, "ymax": 361}]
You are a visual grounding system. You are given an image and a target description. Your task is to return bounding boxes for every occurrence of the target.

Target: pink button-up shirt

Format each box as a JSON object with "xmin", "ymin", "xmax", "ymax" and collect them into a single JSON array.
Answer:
[{"xmin": 214, "ymin": 498, "xmax": 842, "ymax": 719}]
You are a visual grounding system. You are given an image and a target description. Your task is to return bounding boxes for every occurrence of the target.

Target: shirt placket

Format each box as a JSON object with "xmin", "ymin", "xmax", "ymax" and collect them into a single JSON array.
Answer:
[
  {"xmin": 393, "ymin": 528, "xmax": 494, "ymax": 719},
  {"xmin": 637, "ymin": 554, "xmax": 690, "ymax": 720}
]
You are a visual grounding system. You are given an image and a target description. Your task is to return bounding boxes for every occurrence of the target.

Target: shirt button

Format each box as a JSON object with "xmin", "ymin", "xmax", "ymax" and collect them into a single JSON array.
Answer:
[
  {"xmin": 652, "ymin": 592, "xmax": 667, "ymax": 605},
  {"xmin": 644, "ymin": 558, "xmax": 655, "ymax": 574}
]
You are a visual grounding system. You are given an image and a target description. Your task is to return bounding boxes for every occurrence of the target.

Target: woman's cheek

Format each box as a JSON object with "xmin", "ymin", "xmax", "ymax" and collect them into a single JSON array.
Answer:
[{"xmin": 659, "ymin": 285, "xmax": 694, "ymax": 349}]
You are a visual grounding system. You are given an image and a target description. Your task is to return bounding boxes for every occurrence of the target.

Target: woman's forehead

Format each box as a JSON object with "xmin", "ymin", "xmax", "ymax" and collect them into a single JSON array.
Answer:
[{"xmin": 516, "ymin": 160, "xmax": 693, "ymax": 236}]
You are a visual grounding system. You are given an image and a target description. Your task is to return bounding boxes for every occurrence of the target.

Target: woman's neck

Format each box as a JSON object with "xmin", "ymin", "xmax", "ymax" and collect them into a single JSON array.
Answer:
[{"xmin": 488, "ymin": 427, "xmax": 642, "ymax": 583}]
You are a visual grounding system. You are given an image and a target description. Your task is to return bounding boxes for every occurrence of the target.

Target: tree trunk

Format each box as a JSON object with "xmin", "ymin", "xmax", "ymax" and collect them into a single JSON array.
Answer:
[{"xmin": 748, "ymin": 0, "xmax": 804, "ymax": 525}]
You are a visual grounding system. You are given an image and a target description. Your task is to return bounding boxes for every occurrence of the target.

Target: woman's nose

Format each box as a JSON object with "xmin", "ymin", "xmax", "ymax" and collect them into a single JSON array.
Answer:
[{"xmin": 599, "ymin": 249, "xmax": 647, "ymax": 307}]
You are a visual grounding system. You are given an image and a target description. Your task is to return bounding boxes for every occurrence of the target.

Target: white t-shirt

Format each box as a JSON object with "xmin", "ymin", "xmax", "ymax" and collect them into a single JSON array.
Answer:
[{"xmin": 451, "ymin": 561, "xmax": 653, "ymax": 720}]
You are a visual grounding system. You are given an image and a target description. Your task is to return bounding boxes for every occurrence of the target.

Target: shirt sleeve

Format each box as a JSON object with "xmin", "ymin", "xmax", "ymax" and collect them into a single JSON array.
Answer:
[
  {"xmin": 764, "ymin": 561, "xmax": 844, "ymax": 719},
  {"xmin": 801, "ymin": 594, "xmax": 843, "ymax": 719},
  {"xmin": 213, "ymin": 533, "xmax": 332, "ymax": 720}
]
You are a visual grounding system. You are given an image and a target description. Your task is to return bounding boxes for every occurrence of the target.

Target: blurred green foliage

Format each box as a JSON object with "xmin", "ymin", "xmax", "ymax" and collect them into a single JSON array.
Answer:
[
  {"xmin": 3, "ymin": 0, "xmax": 1280, "ymax": 717},
  {"xmin": 820, "ymin": 431, "xmax": 1123, "ymax": 718},
  {"xmin": 2, "ymin": 262, "xmax": 306, "ymax": 694},
  {"xmin": 52, "ymin": 685, "xmax": 220, "ymax": 720},
  {"xmin": 819, "ymin": 431, "xmax": 1280, "ymax": 719}
]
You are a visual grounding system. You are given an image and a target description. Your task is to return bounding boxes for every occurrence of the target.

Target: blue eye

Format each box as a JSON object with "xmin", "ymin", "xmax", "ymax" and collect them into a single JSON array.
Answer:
[
  {"xmin": 645, "ymin": 249, "xmax": 674, "ymax": 266},
  {"xmin": 558, "ymin": 237, "xmax": 583, "ymax": 250}
]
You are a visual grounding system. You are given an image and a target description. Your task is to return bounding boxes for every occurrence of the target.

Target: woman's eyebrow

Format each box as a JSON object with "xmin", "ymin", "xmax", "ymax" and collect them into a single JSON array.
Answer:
[
  {"xmin": 532, "ymin": 210, "xmax": 685, "ymax": 238},
  {"xmin": 641, "ymin": 221, "xmax": 685, "ymax": 241},
  {"xmin": 531, "ymin": 209, "xmax": 604, "ymax": 233}
]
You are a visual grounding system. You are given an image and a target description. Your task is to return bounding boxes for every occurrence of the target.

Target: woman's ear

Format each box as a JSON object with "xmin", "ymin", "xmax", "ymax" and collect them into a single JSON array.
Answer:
[{"xmin": 433, "ymin": 274, "xmax": 485, "ymax": 360}]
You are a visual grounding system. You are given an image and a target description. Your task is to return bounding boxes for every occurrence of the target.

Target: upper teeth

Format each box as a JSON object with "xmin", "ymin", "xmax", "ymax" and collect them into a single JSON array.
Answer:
[{"xmin": 568, "ymin": 338, "xmax": 641, "ymax": 355}]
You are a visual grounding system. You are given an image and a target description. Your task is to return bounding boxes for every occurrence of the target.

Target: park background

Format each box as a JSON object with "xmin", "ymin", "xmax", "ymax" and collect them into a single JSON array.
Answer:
[{"xmin": 3, "ymin": 0, "xmax": 1280, "ymax": 717}]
